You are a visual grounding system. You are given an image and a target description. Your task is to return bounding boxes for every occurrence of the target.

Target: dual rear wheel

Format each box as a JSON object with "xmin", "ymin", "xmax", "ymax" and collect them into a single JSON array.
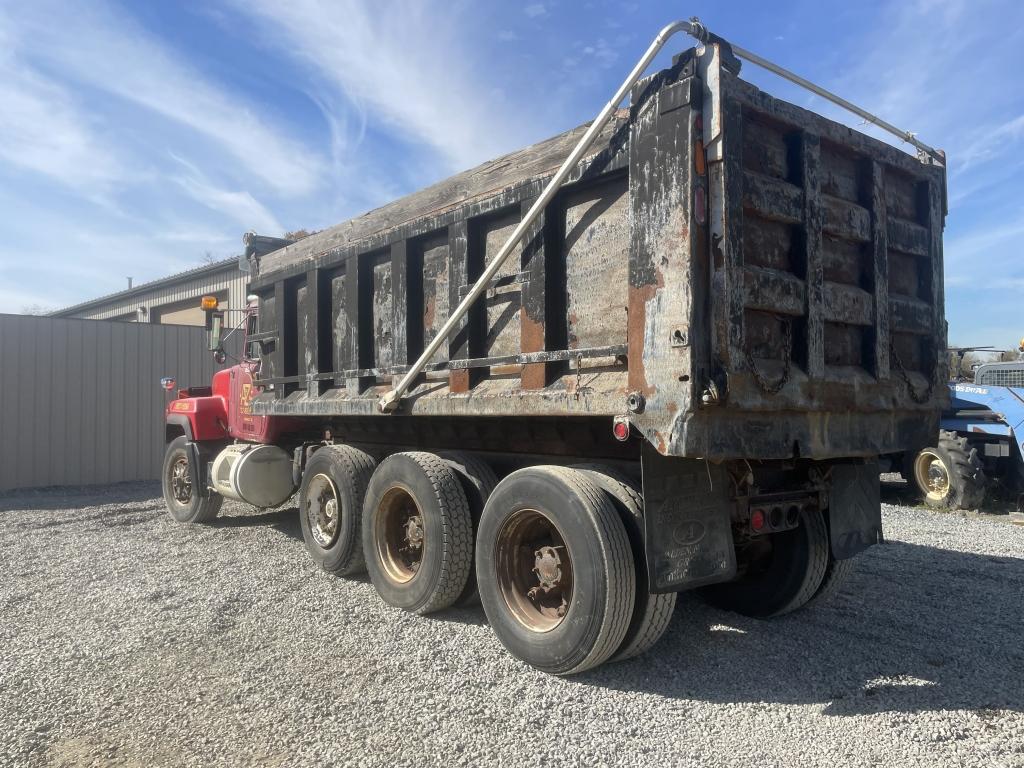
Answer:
[
  {"xmin": 296, "ymin": 445, "xmax": 851, "ymax": 673},
  {"xmin": 297, "ymin": 447, "xmax": 673, "ymax": 674},
  {"xmin": 699, "ymin": 505, "xmax": 840, "ymax": 618}
]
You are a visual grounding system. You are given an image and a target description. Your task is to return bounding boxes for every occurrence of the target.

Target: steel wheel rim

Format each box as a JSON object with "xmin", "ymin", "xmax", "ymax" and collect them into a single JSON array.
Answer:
[
  {"xmin": 305, "ymin": 473, "xmax": 341, "ymax": 548},
  {"xmin": 375, "ymin": 485, "xmax": 425, "ymax": 584},
  {"xmin": 494, "ymin": 509, "xmax": 573, "ymax": 633},
  {"xmin": 914, "ymin": 449, "xmax": 950, "ymax": 502},
  {"xmin": 169, "ymin": 455, "xmax": 192, "ymax": 505}
]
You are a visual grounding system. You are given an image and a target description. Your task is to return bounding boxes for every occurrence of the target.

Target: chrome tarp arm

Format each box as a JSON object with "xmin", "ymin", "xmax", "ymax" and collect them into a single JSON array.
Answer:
[{"xmin": 729, "ymin": 44, "xmax": 943, "ymax": 164}]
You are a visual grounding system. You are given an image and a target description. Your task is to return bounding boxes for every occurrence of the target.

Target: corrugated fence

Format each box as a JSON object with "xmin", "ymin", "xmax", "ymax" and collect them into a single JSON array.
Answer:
[{"xmin": 0, "ymin": 314, "xmax": 232, "ymax": 492}]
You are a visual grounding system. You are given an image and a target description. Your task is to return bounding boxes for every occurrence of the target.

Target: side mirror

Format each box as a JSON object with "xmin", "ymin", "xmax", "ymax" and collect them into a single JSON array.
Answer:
[
  {"xmin": 207, "ymin": 311, "xmax": 223, "ymax": 352},
  {"xmin": 213, "ymin": 348, "xmax": 227, "ymax": 365}
]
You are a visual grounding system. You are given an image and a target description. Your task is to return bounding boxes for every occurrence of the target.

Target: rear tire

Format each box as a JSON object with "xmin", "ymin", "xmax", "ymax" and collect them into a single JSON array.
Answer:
[
  {"xmin": 574, "ymin": 465, "xmax": 676, "ymax": 662},
  {"xmin": 699, "ymin": 506, "xmax": 829, "ymax": 618},
  {"xmin": 363, "ymin": 452, "xmax": 474, "ymax": 615},
  {"xmin": 476, "ymin": 466, "xmax": 635, "ymax": 675},
  {"xmin": 910, "ymin": 431, "xmax": 986, "ymax": 510},
  {"xmin": 162, "ymin": 436, "xmax": 222, "ymax": 524},
  {"xmin": 810, "ymin": 553, "xmax": 856, "ymax": 605},
  {"xmin": 298, "ymin": 444, "xmax": 376, "ymax": 576},
  {"xmin": 438, "ymin": 451, "xmax": 498, "ymax": 607}
]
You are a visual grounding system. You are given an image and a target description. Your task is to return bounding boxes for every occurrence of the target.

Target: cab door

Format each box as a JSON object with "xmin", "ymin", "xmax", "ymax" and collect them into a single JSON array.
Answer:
[{"xmin": 228, "ymin": 311, "xmax": 271, "ymax": 442}]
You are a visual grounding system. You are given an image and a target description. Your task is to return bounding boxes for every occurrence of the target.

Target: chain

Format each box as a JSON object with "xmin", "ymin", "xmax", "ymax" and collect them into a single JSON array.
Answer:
[
  {"xmin": 891, "ymin": 346, "xmax": 934, "ymax": 404},
  {"xmin": 744, "ymin": 319, "xmax": 792, "ymax": 395}
]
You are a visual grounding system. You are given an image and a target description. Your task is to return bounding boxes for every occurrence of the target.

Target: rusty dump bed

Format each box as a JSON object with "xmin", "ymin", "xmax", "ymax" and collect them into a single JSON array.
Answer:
[{"xmin": 247, "ymin": 44, "xmax": 947, "ymax": 461}]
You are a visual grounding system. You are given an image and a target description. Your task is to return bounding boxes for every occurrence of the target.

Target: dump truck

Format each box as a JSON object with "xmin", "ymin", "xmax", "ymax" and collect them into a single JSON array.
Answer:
[{"xmin": 162, "ymin": 19, "xmax": 948, "ymax": 675}]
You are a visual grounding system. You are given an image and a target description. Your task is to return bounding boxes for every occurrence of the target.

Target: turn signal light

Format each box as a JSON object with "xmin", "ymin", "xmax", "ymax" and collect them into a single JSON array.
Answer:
[{"xmin": 200, "ymin": 295, "xmax": 219, "ymax": 310}]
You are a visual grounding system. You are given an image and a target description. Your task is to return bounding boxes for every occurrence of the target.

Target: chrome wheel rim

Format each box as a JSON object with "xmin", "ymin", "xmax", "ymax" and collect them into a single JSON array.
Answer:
[
  {"xmin": 169, "ymin": 456, "xmax": 192, "ymax": 505},
  {"xmin": 494, "ymin": 509, "xmax": 573, "ymax": 633},
  {"xmin": 914, "ymin": 449, "xmax": 951, "ymax": 502},
  {"xmin": 305, "ymin": 473, "xmax": 341, "ymax": 548}
]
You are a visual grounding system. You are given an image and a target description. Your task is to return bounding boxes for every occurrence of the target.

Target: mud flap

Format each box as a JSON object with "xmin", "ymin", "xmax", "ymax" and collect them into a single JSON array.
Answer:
[
  {"xmin": 641, "ymin": 443, "xmax": 737, "ymax": 593},
  {"xmin": 828, "ymin": 460, "xmax": 882, "ymax": 560},
  {"xmin": 186, "ymin": 441, "xmax": 215, "ymax": 498}
]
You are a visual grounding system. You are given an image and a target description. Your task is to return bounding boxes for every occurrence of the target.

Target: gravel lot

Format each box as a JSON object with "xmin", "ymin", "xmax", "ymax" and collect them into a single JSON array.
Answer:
[{"xmin": 2, "ymin": 480, "xmax": 1023, "ymax": 768}]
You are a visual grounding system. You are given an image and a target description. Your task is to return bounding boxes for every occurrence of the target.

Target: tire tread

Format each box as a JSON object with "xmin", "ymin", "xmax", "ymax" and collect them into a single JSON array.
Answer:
[
  {"xmin": 301, "ymin": 444, "xmax": 376, "ymax": 575},
  {"xmin": 540, "ymin": 467, "xmax": 635, "ymax": 674},
  {"xmin": 574, "ymin": 465, "xmax": 676, "ymax": 662}
]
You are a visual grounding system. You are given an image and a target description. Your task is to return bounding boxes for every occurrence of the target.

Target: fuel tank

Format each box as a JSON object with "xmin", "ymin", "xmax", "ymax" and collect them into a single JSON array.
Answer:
[{"xmin": 210, "ymin": 443, "xmax": 295, "ymax": 508}]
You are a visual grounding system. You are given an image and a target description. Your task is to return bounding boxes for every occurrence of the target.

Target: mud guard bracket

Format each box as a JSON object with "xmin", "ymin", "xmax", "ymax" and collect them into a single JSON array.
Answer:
[
  {"xmin": 828, "ymin": 460, "xmax": 883, "ymax": 560},
  {"xmin": 641, "ymin": 443, "xmax": 737, "ymax": 593}
]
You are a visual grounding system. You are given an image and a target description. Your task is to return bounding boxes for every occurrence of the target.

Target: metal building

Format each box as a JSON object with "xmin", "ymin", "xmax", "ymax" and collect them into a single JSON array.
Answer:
[
  {"xmin": 50, "ymin": 235, "xmax": 290, "ymax": 326},
  {"xmin": 0, "ymin": 314, "xmax": 230, "ymax": 491},
  {"xmin": 51, "ymin": 258, "xmax": 248, "ymax": 326}
]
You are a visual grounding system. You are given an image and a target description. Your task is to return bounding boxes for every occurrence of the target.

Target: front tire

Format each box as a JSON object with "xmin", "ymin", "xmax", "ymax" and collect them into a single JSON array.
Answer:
[
  {"xmin": 911, "ymin": 431, "xmax": 986, "ymax": 509},
  {"xmin": 476, "ymin": 466, "xmax": 635, "ymax": 675},
  {"xmin": 699, "ymin": 506, "xmax": 829, "ymax": 618},
  {"xmin": 162, "ymin": 436, "xmax": 222, "ymax": 523}
]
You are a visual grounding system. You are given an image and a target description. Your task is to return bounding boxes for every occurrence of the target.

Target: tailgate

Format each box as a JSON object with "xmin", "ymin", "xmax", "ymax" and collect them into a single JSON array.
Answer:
[{"xmin": 701, "ymin": 46, "xmax": 947, "ymax": 415}]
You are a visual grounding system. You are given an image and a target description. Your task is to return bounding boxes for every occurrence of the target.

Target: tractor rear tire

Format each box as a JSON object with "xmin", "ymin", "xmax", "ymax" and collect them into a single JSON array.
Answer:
[
  {"xmin": 808, "ymin": 551, "xmax": 856, "ymax": 606},
  {"xmin": 162, "ymin": 436, "xmax": 222, "ymax": 524},
  {"xmin": 911, "ymin": 430, "xmax": 986, "ymax": 510},
  {"xmin": 699, "ymin": 506, "xmax": 830, "ymax": 618}
]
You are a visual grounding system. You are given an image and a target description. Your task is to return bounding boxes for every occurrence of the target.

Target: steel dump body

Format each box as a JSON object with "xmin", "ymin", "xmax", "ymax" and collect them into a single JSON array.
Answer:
[{"xmin": 247, "ymin": 46, "xmax": 946, "ymax": 461}]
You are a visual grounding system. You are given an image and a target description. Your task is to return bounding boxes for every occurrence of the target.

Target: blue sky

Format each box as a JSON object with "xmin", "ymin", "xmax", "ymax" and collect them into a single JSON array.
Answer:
[{"xmin": 0, "ymin": 0, "xmax": 1021, "ymax": 348}]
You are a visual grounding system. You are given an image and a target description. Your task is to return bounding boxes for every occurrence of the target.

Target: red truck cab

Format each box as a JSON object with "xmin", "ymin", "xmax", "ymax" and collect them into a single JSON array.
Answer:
[{"xmin": 164, "ymin": 297, "xmax": 281, "ymax": 445}]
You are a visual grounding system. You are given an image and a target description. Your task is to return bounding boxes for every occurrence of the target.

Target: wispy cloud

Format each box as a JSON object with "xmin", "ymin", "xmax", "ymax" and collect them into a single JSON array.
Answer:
[
  {"xmin": 3, "ymin": 0, "xmax": 323, "ymax": 198},
  {"xmin": 169, "ymin": 155, "xmax": 283, "ymax": 233},
  {"xmin": 232, "ymin": 0, "xmax": 532, "ymax": 173},
  {"xmin": 944, "ymin": 212, "xmax": 1024, "ymax": 271},
  {"xmin": 0, "ymin": 54, "xmax": 124, "ymax": 192}
]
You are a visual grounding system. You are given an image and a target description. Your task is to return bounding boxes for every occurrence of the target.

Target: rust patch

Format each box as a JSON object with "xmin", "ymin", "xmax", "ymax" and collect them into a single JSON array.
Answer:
[
  {"xmin": 449, "ymin": 369, "xmax": 470, "ymax": 394},
  {"xmin": 520, "ymin": 313, "xmax": 546, "ymax": 390},
  {"xmin": 626, "ymin": 267, "xmax": 665, "ymax": 396}
]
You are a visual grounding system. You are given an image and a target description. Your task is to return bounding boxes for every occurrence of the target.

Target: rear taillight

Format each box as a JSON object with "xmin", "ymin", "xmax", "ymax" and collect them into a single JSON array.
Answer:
[
  {"xmin": 612, "ymin": 418, "xmax": 630, "ymax": 442},
  {"xmin": 750, "ymin": 508, "xmax": 766, "ymax": 532}
]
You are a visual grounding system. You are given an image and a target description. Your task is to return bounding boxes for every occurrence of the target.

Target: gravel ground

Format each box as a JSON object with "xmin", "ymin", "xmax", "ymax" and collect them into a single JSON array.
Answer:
[{"xmin": 2, "ymin": 481, "xmax": 1023, "ymax": 768}]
